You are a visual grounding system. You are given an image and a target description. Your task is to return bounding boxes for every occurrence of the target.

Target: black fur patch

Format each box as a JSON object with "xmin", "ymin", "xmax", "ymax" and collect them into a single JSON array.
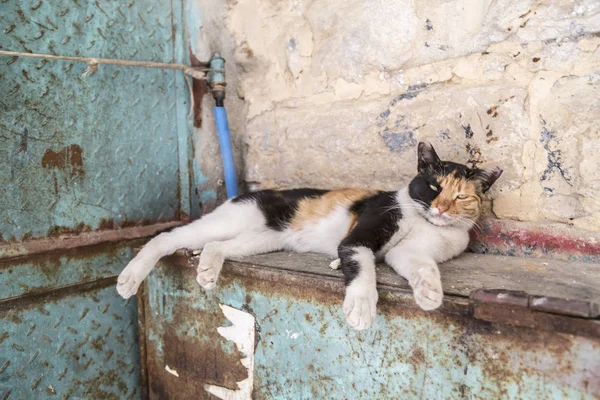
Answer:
[
  {"xmin": 408, "ymin": 175, "xmax": 439, "ymax": 207},
  {"xmin": 339, "ymin": 191, "xmax": 402, "ymax": 285},
  {"xmin": 232, "ymin": 189, "xmax": 328, "ymax": 231},
  {"xmin": 409, "ymin": 161, "xmax": 474, "ymax": 208}
]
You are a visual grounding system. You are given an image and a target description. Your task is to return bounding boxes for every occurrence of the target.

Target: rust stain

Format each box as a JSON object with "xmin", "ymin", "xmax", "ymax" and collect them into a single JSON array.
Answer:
[
  {"xmin": 0, "ymin": 240, "xmax": 135, "ymax": 277},
  {"xmin": 149, "ymin": 258, "xmax": 600, "ymax": 399},
  {"xmin": 146, "ymin": 301, "xmax": 248, "ymax": 400},
  {"xmin": 47, "ymin": 222, "xmax": 92, "ymax": 238},
  {"xmin": 41, "ymin": 144, "xmax": 85, "ymax": 178},
  {"xmin": 189, "ymin": 51, "xmax": 208, "ymax": 129},
  {"xmin": 120, "ymin": 218, "xmax": 165, "ymax": 228},
  {"xmin": 98, "ymin": 218, "xmax": 115, "ymax": 230},
  {"xmin": 409, "ymin": 347, "xmax": 425, "ymax": 365}
]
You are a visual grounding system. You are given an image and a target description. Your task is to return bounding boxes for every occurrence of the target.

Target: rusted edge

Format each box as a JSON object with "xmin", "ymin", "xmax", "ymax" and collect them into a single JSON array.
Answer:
[
  {"xmin": 470, "ymin": 289, "xmax": 529, "ymax": 307},
  {"xmin": 151, "ymin": 251, "xmax": 600, "ymax": 339},
  {"xmin": 0, "ymin": 275, "xmax": 118, "ymax": 311},
  {"xmin": 469, "ymin": 289, "xmax": 600, "ymax": 338},
  {"xmin": 0, "ymin": 221, "xmax": 184, "ymax": 261},
  {"xmin": 471, "ymin": 303, "xmax": 537, "ymax": 328},
  {"xmin": 471, "ymin": 288, "xmax": 599, "ymax": 319},
  {"xmin": 530, "ymin": 296, "xmax": 598, "ymax": 318},
  {"xmin": 137, "ymin": 282, "xmax": 149, "ymax": 400}
]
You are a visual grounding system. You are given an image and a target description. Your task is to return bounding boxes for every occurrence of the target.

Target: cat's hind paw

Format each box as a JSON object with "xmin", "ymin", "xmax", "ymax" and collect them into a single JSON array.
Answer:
[
  {"xmin": 343, "ymin": 285, "xmax": 378, "ymax": 330},
  {"xmin": 116, "ymin": 259, "xmax": 149, "ymax": 299},
  {"xmin": 412, "ymin": 267, "xmax": 443, "ymax": 310}
]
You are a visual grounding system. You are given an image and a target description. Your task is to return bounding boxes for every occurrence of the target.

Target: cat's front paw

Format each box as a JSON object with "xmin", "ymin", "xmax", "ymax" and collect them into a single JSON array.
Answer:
[
  {"xmin": 343, "ymin": 284, "xmax": 378, "ymax": 330},
  {"xmin": 412, "ymin": 267, "xmax": 443, "ymax": 310},
  {"xmin": 116, "ymin": 258, "xmax": 150, "ymax": 299},
  {"xmin": 196, "ymin": 264, "xmax": 222, "ymax": 290}
]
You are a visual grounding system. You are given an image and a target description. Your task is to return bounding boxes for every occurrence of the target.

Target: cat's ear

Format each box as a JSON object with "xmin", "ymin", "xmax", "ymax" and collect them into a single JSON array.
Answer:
[
  {"xmin": 472, "ymin": 166, "xmax": 503, "ymax": 193},
  {"xmin": 417, "ymin": 141, "xmax": 442, "ymax": 172}
]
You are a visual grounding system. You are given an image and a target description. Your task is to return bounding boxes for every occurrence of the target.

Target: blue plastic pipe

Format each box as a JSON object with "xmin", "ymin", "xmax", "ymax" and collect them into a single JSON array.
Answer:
[{"xmin": 213, "ymin": 106, "xmax": 238, "ymax": 198}]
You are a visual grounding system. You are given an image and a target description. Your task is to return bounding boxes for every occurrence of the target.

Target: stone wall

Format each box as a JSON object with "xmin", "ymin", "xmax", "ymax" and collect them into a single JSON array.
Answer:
[{"xmin": 196, "ymin": 0, "xmax": 600, "ymax": 238}]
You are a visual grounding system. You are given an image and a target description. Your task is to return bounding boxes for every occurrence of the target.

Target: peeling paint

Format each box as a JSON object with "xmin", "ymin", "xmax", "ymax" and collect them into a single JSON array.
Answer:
[
  {"xmin": 165, "ymin": 365, "xmax": 180, "ymax": 377},
  {"xmin": 144, "ymin": 255, "xmax": 600, "ymax": 399},
  {"xmin": 204, "ymin": 304, "xmax": 255, "ymax": 400}
]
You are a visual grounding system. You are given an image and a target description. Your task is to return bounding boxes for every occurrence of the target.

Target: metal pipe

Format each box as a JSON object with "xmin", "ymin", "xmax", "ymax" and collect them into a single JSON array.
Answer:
[
  {"xmin": 213, "ymin": 106, "xmax": 238, "ymax": 198},
  {"xmin": 208, "ymin": 52, "xmax": 238, "ymax": 198}
]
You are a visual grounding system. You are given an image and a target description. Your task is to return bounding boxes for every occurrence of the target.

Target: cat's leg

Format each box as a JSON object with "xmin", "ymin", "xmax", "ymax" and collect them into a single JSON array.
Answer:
[
  {"xmin": 338, "ymin": 240, "xmax": 379, "ymax": 330},
  {"xmin": 384, "ymin": 245, "xmax": 443, "ymax": 310},
  {"xmin": 117, "ymin": 201, "xmax": 265, "ymax": 299},
  {"xmin": 196, "ymin": 230, "xmax": 282, "ymax": 289}
]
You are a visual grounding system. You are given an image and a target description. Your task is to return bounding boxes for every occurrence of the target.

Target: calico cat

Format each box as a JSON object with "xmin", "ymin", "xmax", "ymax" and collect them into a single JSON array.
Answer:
[{"xmin": 117, "ymin": 142, "xmax": 502, "ymax": 330}]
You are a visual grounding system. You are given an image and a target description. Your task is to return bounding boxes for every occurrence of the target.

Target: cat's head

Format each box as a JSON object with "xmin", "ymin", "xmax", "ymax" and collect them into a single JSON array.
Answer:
[{"xmin": 408, "ymin": 142, "xmax": 502, "ymax": 227}]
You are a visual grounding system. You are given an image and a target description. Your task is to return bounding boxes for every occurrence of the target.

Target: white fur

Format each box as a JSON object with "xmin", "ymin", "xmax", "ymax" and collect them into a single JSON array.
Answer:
[
  {"xmin": 281, "ymin": 206, "xmax": 353, "ymax": 257},
  {"xmin": 117, "ymin": 188, "xmax": 474, "ymax": 331},
  {"xmin": 117, "ymin": 201, "xmax": 267, "ymax": 298},
  {"xmin": 392, "ymin": 189, "xmax": 471, "ymax": 263},
  {"xmin": 381, "ymin": 189, "xmax": 471, "ymax": 311},
  {"xmin": 196, "ymin": 230, "xmax": 281, "ymax": 289},
  {"xmin": 342, "ymin": 247, "xmax": 378, "ymax": 330}
]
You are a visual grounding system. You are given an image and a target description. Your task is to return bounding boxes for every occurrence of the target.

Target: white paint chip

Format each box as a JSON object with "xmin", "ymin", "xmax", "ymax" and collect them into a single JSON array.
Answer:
[
  {"xmin": 204, "ymin": 304, "xmax": 256, "ymax": 400},
  {"xmin": 532, "ymin": 297, "xmax": 548, "ymax": 306},
  {"xmin": 329, "ymin": 258, "xmax": 341, "ymax": 270},
  {"xmin": 165, "ymin": 365, "xmax": 180, "ymax": 377}
]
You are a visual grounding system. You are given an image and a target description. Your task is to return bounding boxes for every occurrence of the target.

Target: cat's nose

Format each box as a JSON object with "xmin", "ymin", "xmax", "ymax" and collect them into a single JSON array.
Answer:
[{"xmin": 438, "ymin": 205, "xmax": 449, "ymax": 214}]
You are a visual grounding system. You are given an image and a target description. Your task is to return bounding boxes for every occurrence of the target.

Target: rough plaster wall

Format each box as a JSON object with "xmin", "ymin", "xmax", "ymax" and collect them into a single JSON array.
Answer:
[{"xmin": 217, "ymin": 0, "xmax": 600, "ymax": 233}]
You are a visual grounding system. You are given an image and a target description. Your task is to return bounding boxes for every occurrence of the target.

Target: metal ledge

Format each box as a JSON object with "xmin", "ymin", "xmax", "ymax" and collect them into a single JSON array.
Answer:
[
  {"xmin": 0, "ymin": 221, "xmax": 183, "ymax": 260},
  {"xmin": 159, "ymin": 250, "xmax": 600, "ymax": 338}
]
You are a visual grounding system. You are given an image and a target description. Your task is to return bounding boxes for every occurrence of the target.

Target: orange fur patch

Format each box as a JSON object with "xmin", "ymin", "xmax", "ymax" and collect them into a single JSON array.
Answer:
[
  {"xmin": 290, "ymin": 189, "xmax": 376, "ymax": 230},
  {"xmin": 433, "ymin": 174, "xmax": 481, "ymax": 219}
]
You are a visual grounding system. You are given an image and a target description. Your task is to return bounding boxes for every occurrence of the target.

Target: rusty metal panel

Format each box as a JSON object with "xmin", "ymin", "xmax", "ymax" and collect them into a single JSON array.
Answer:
[
  {"xmin": 0, "ymin": 242, "xmax": 139, "ymax": 301},
  {"xmin": 1, "ymin": 0, "xmax": 196, "ymax": 398},
  {"xmin": 142, "ymin": 256, "xmax": 600, "ymax": 400},
  {"xmin": 0, "ymin": 0, "xmax": 193, "ymax": 242},
  {"xmin": 0, "ymin": 275, "xmax": 140, "ymax": 399}
]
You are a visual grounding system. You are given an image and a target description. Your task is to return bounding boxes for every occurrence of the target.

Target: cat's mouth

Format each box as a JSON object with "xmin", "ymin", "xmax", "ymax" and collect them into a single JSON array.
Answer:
[
  {"xmin": 425, "ymin": 214, "xmax": 452, "ymax": 227},
  {"xmin": 423, "ymin": 211, "xmax": 461, "ymax": 227}
]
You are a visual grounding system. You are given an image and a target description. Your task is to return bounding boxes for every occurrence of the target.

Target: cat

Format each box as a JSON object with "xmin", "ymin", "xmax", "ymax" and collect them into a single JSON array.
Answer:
[{"xmin": 116, "ymin": 142, "xmax": 502, "ymax": 330}]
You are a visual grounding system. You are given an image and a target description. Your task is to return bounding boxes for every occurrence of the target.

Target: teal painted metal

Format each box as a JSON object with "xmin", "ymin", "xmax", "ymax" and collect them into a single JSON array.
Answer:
[
  {"xmin": 1, "ymin": 0, "xmax": 200, "ymax": 398},
  {"xmin": 0, "ymin": 242, "xmax": 137, "ymax": 300},
  {"xmin": 0, "ymin": 279, "xmax": 140, "ymax": 399},
  {"xmin": 142, "ymin": 259, "xmax": 600, "ymax": 400},
  {"xmin": 0, "ymin": 0, "xmax": 192, "ymax": 241}
]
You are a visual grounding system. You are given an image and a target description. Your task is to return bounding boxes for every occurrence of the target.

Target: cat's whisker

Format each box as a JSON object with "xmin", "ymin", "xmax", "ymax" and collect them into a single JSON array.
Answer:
[
  {"xmin": 382, "ymin": 203, "xmax": 426, "ymax": 214},
  {"xmin": 452, "ymin": 216, "xmax": 483, "ymax": 231}
]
